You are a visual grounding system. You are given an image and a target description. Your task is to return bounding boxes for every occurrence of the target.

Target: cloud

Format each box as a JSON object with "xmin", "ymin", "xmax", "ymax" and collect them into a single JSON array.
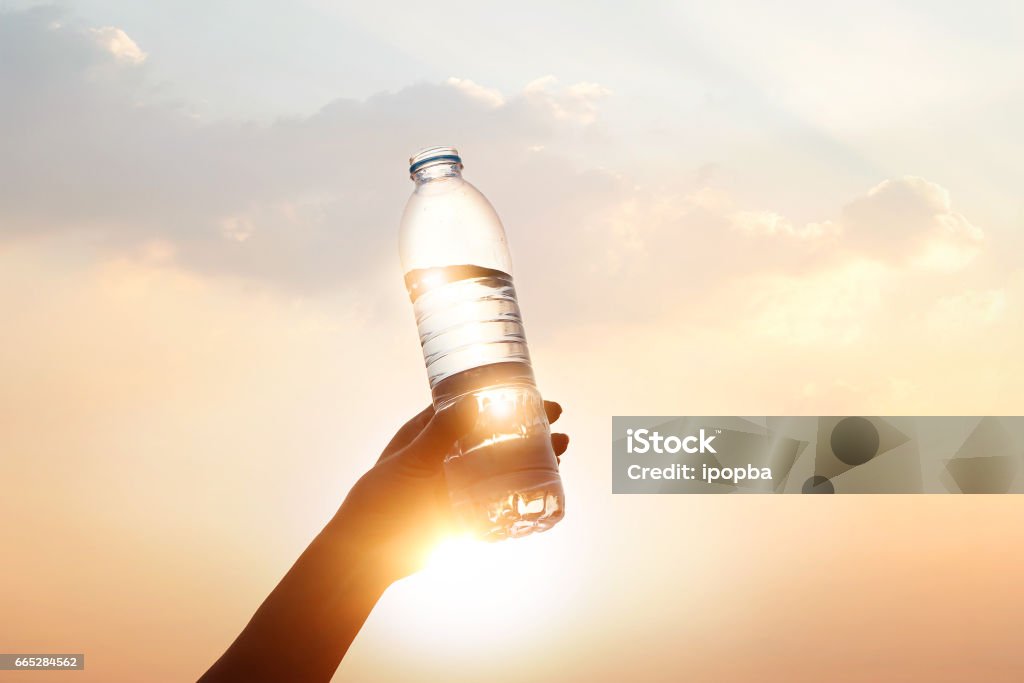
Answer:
[
  {"xmin": 732, "ymin": 210, "xmax": 838, "ymax": 240},
  {"xmin": 523, "ymin": 75, "xmax": 612, "ymax": 124},
  {"xmin": 445, "ymin": 77, "xmax": 505, "ymax": 108},
  {"xmin": 696, "ymin": 177, "xmax": 982, "ymax": 268},
  {"xmin": 840, "ymin": 176, "xmax": 984, "ymax": 271},
  {"xmin": 0, "ymin": 6, "xmax": 1005, "ymax": 349},
  {"xmin": 0, "ymin": 8, "xmax": 615, "ymax": 295},
  {"xmin": 89, "ymin": 26, "xmax": 146, "ymax": 64}
]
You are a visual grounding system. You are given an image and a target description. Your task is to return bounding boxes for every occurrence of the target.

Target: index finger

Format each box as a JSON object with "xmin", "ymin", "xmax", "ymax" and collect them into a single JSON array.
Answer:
[
  {"xmin": 380, "ymin": 404, "xmax": 435, "ymax": 461},
  {"xmin": 544, "ymin": 400, "xmax": 562, "ymax": 425}
]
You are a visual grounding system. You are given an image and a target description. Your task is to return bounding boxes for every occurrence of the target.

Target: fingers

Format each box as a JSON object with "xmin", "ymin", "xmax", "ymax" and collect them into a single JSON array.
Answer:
[
  {"xmin": 387, "ymin": 399, "xmax": 564, "ymax": 469},
  {"xmin": 547, "ymin": 403, "xmax": 567, "ymax": 465},
  {"xmin": 544, "ymin": 400, "xmax": 563, "ymax": 425},
  {"xmin": 380, "ymin": 404, "xmax": 435, "ymax": 461},
  {"xmin": 552, "ymin": 432, "xmax": 569, "ymax": 465},
  {"xmin": 400, "ymin": 398, "xmax": 478, "ymax": 470}
]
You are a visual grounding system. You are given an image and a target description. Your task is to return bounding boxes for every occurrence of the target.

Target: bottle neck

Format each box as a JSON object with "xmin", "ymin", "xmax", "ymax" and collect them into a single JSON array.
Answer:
[{"xmin": 412, "ymin": 161, "xmax": 463, "ymax": 185}]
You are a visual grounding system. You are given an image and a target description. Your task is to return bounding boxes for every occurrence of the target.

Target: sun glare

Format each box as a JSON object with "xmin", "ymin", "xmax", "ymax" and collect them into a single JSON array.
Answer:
[
  {"xmin": 427, "ymin": 534, "xmax": 484, "ymax": 571},
  {"xmin": 376, "ymin": 531, "xmax": 567, "ymax": 654},
  {"xmin": 476, "ymin": 387, "xmax": 517, "ymax": 419}
]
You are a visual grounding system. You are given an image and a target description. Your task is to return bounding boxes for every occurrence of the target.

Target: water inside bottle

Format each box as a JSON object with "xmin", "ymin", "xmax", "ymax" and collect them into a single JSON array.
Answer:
[
  {"xmin": 405, "ymin": 265, "xmax": 531, "ymax": 391},
  {"xmin": 404, "ymin": 265, "xmax": 565, "ymax": 539}
]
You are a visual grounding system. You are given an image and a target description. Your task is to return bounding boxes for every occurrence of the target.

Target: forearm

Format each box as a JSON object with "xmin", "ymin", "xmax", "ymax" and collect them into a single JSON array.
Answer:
[{"xmin": 199, "ymin": 522, "xmax": 390, "ymax": 683}]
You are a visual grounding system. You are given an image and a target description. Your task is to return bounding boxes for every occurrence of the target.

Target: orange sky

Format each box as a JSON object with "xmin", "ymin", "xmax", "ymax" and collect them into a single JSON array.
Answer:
[{"xmin": 2, "ymin": 240, "xmax": 1023, "ymax": 682}]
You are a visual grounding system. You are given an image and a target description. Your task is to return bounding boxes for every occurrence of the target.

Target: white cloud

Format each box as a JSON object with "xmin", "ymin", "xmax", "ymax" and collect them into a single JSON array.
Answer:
[
  {"xmin": 841, "ymin": 176, "xmax": 983, "ymax": 271},
  {"xmin": 523, "ymin": 75, "xmax": 611, "ymax": 124},
  {"xmin": 445, "ymin": 77, "xmax": 505, "ymax": 108},
  {"xmin": 89, "ymin": 26, "xmax": 146, "ymax": 64},
  {"xmin": 733, "ymin": 210, "xmax": 839, "ymax": 240}
]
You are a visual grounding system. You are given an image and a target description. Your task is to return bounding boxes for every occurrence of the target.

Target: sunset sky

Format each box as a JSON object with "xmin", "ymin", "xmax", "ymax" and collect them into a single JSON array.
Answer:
[{"xmin": 2, "ymin": 2, "xmax": 1024, "ymax": 681}]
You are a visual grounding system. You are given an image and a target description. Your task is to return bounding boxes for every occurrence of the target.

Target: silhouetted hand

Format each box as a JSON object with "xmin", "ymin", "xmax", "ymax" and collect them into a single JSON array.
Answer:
[
  {"xmin": 200, "ymin": 398, "xmax": 569, "ymax": 683},
  {"xmin": 329, "ymin": 398, "xmax": 569, "ymax": 584}
]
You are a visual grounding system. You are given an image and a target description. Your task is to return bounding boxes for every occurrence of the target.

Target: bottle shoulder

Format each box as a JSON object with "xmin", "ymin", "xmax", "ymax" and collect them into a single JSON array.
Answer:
[
  {"xmin": 399, "ymin": 178, "xmax": 513, "ymax": 274},
  {"xmin": 406, "ymin": 177, "xmax": 496, "ymax": 213}
]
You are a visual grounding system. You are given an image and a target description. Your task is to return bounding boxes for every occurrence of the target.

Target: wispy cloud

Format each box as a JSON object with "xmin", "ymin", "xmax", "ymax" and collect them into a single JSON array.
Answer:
[{"xmin": 89, "ymin": 26, "xmax": 146, "ymax": 64}]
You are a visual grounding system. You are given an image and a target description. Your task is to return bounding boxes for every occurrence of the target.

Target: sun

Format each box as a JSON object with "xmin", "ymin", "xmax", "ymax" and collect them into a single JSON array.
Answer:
[
  {"xmin": 427, "ymin": 534, "xmax": 484, "ymax": 571},
  {"xmin": 422, "ymin": 533, "xmax": 517, "ymax": 596},
  {"xmin": 374, "ymin": 531, "xmax": 567, "ymax": 654}
]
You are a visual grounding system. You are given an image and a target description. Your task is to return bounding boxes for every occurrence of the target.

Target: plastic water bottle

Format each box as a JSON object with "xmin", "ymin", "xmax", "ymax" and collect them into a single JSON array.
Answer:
[{"xmin": 399, "ymin": 146, "xmax": 565, "ymax": 540}]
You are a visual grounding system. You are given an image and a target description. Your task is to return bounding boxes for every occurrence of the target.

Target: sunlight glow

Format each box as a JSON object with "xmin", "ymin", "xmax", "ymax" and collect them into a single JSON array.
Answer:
[
  {"xmin": 375, "ymin": 531, "xmax": 569, "ymax": 655},
  {"xmin": 427, "ymin": 534, "xmax": 489, "ymax": 571},
  {"xmin": 476, "ymin": 387, "xmax": 518, "ymax": 420}
]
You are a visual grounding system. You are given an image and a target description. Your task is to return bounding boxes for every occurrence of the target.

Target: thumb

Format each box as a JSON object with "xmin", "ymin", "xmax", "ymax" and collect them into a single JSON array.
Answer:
[{"xmin": 399, "ymin": 397, "xmax": 477, "ymax": 469}]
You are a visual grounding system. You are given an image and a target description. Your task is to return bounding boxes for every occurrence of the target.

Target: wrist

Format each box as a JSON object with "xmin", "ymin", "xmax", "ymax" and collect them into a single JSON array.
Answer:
[{"xmin": 319, "ymin": 515, "xmax": 401, "ymax": 593}]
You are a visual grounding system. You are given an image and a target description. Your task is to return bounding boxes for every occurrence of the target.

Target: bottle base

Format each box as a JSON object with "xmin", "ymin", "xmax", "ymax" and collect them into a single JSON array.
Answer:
[{"xmin": 448, "ymin": 470, "xmax": 565, "ymax": 541}]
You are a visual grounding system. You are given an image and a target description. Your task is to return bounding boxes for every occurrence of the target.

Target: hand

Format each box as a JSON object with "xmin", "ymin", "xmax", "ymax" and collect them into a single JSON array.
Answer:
[
  {"xmin": 201, "ymin": 399, "xmax": 568, "ymax": 682},
  {"xmin": 328, "ymin": 399, "xmax": 569, "ymax": 585}
]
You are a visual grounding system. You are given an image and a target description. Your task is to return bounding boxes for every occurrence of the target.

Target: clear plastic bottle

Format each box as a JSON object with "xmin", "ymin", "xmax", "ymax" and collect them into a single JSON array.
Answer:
[{"xmin": 399, "ymin": 146, "xmax": 565, "ymax": 540}]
